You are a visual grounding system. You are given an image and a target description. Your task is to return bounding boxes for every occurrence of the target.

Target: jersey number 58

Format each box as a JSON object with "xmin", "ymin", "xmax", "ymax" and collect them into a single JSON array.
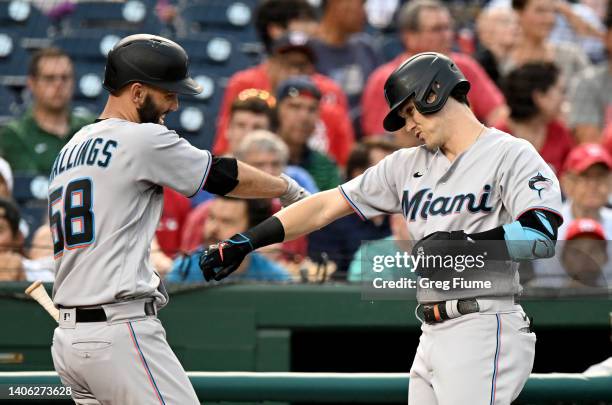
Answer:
[{"xmin": 48, "ymin": 178, "xmax": 95, "ymax": 258}]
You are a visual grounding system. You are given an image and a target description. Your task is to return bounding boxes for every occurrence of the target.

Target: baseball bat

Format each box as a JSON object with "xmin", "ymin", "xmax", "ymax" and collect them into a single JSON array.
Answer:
[{"xmin": 25, "ymin": 280, "xmax": 59, "ymax": 323}]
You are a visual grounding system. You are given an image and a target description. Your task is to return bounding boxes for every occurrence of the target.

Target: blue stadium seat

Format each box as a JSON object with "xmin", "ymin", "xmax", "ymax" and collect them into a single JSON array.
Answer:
[
  {"xmin": 0, "ymin": 84, "xmax": 18, "ymax": 119},
  {"xmin": 181, "ymin": 1, "xmax": 258, "ymax": 44},
  {"xmin": 0, "ymin": 0, "xmax": 50, "ymax": 38},
  {"xmin": 164, "ymin": 103, "xmax": 215, "ymax": 151},
  {"xmin": 64, "ymin": 0, "xmax": 162, "ymax": 34},
  {"xmin": 54, "ymin": 32, "xmax": 122, "ymax": 63},
  {"xmin": 73, "ymin": 62, "xmax": 106, "ymax": 105},
  {"xmin": 0, "ymin": 32, "xmax": 28, "ymax": 80},
  {"xmin": 181, "ymin": 70, "xmax": 223, "ymax": 108},
  {"xmin": 177, "ymin": 35, "xmax": 251, "ymax": 78}
]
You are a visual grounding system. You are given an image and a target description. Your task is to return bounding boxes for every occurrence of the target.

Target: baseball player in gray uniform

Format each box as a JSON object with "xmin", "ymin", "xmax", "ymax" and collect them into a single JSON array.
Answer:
[
  {"xmin": 200, "ymin": 52, "xmax": 564, "ymax": 404},
  {"xmin": 48, "ymin": 34, "xmax": 307, "ymax": 404}
]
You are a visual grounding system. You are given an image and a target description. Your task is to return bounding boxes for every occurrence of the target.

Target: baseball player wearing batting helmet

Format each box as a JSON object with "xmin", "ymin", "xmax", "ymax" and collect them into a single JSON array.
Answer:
[
  {"xmin": 200, "ymin": 52, "xmax": 564, "ymax": 404},
  {"xmin": 48, "ymin": 34, "xmax": 308, "ymax": 404}
]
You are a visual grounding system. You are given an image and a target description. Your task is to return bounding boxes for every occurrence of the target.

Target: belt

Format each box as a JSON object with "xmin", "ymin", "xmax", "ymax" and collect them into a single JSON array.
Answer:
[
  {"xmin": 422, "ymin": 298, "xmax": 480, "ymax": 324},
  {"xmin": 74, "ymin": 301, "xmax": 156, "ymax": 323}
]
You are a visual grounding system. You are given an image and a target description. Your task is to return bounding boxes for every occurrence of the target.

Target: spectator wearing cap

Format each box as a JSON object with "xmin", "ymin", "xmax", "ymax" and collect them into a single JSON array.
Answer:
[
  {"xmin": 360, "ymin": 0, "xmax": 507, "ymax": 137},
  {"xmin": 0, "ymin": 48, "xmax": 94, "ymax": 176},
  {"xmin": 275, "ymin": 76, "xmax": 341, "ymax": 191},
  {"xmin": 568, "ymin": 13, "xmax": 612, "ymax": 143},
  {"xmin": 310, "ymin": 0, "xmax": 384, "ymax": 131},
  {"xmin": 558, "ymin": 143, "xmax": 612, "ymax": 239},
  {"xmin": 0, "ymin": 157, "xmax": 14, "ymax": 199},
  {"xmin": 497, "ymin": 62, "xmax": 574, "ymax": 176},
  {"xmin": 213, "ymin": 0, "xmax": 355, "ymax": 166},
  {"xmin": 561, "ymin": 218, "xmax": 610, "ymax": 289}
]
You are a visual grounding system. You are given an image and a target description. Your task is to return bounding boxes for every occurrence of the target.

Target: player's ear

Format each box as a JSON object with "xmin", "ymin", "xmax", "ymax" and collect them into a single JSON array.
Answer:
[{"xmin": 129, "ymin": 83, "xmax": 145, "ymax": 105}]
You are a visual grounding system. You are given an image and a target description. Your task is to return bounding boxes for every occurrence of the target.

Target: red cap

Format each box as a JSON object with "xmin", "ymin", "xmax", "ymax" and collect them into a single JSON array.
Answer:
[
  {"xmin": 565, "ymin": 218, "xmax": 606, "ymax": 240},
  {"xmin": 564, "ymin": 143, "xmax": 612, "ymax": 174}
]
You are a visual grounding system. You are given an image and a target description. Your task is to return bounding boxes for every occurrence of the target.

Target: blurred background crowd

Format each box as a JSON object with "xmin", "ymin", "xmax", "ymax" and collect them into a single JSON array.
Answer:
[{"xmin": 1, "ymin": 0, "xmax": 612, "ymax": 295}]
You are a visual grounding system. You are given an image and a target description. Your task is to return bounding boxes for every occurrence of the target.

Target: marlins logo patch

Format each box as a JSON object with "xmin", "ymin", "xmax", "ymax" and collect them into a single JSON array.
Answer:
[{"xmin": 528, "ymin": 172, "xmax": 552, "ymax": 198}]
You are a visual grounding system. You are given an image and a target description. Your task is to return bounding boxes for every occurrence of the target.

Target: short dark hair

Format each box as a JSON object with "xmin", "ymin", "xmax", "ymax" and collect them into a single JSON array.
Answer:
[
  {"xmin": 229, "ymin": 95, "xmax": 275, "ymax": 126},
  {"xmin": 512, "ymin": 0, "xmax": 530, "ymax": 11},
  {"xmin": 28, "ymin": 47, "xmax": 72, "ymax": 77},
  {"xmin": 606, "ymin": 8, "xmax": 612, "ymax": 30},
  {"xmin": 255, "ymin": 0, "xmax": 318, "ymax": 53},
  {"xmin": 0, "ymin": 197, "xmax": 20, "ymax": 239},
  {"xmin": 398, "ymin": 0, "xmax": 446, "ymax": 32},
  {"xmin": 346, "ymin": 139, "xmax": 399, "ymax": 180},
  {"xmin": 502, "ymin": 62, "xmax": 560, "ymax": 121},
  {"xmin": 217, "ymin": 196, "xmax": 272, "ymax": 229}
]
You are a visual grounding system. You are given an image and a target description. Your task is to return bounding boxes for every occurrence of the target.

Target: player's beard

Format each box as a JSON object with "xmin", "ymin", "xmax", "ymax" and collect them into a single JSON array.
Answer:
[{"xmin": 137, "ymin": 94, "xmax": 166, "ymax": 124}]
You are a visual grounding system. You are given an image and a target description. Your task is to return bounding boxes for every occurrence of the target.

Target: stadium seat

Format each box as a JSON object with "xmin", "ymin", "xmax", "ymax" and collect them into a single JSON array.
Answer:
[
  {"xmin": 0, "ymin": 84, "xmax": 17, "ymax": 119},
  {"xmin": 54, "ymin": 32, "xmax": 122, "ymax": 63},
  {"xmin": 0, "ymin": 32, "xmax": 28, "ymax": 82},
  {"xmin": 181, "ymin": 1, "xmax": 258, "ymax": 44},
  {"xmin": 181, "ymin": 70, "xmax": 223, "ymax": 108},
  {"xmin": 73, "ymin": 62, "xmax": 106, "ymax": 104},
  {"xmin": 64, "ymin": 0, "xmax": 162, "ymax": 34},
  {"xmin": 0, "ymin": 0, "xmax": 51, "ymax": 39},
  {"xmin": 164, "ymin": 103, "xmax": 215, "ymax": 151},
  {"xmin": 177, "ymin": 35, "xmax": 251, "ymax": 78}
]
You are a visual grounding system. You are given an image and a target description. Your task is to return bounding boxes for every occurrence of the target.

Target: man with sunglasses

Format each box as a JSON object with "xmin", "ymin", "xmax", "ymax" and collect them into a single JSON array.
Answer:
[{"xmin": 0, "ymin": 48, "xmax": 93, "ymax": 175}]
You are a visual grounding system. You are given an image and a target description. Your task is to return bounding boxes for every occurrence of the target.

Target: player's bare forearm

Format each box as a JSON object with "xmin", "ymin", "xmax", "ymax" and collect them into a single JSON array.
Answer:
[
  {"xmin": 275, "ymin": 188, "xmax": 354, "ymax": 241},
  {"xmin": 228, "ymin": 161, "xmax": 288, "ymax": 198}
]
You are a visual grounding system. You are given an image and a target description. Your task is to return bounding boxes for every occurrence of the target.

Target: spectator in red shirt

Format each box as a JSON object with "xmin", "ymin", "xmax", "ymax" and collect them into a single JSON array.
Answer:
[
  {"xmin": 360, "ymin": 0, "xmax": 507, "ymax": 137},
  {"xmin": 497, "ymin": 62, "xmax": 574, "ymax": 176},
  {"xmin": 155, "ymin": 188, "xmax": 191, "ymax": 257},
  {"xmin": 214, "ymin": 0, "xmax": 354, "ymax": 165}
]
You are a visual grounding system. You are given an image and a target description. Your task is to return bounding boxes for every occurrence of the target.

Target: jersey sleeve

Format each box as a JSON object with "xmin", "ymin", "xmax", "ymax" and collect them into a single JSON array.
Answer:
[
  {"xmin": 338, "ymin": 151, "xmax": 402, "ymax": 219},
  {"xmin": 499, "ymin": 139, "xmax": 563, "ymax": 221},
  {"xmin": 133, "ymin": 124, "xmax": 212, "ymax": 197}
]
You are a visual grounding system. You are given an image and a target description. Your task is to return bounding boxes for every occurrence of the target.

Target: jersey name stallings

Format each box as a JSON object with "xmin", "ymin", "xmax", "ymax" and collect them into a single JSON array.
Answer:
[
  {"xmin": 402, "ymin": 184, "xmax": 494, "ymax": 221},
  {"xmin": 49, "ymin": 137, "xmax": 118, "ymax": 182}
]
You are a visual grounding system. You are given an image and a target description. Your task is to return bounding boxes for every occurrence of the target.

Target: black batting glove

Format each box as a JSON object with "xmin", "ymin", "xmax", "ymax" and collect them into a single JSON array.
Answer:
[
  {"xmin": 412, "ymin": 231, "xmax": 473, "ymax": 277},
  {"xmin": 199, "ymin": 233, "xmax": 254, "ymax": 281}
]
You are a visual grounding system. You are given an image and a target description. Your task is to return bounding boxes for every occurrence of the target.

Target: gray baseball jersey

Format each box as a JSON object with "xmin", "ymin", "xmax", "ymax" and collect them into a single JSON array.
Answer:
[
  {"xmin": 48, "ymin": 118, "xmax": 211, "ymax": 307},
  {"xmin": 340, "ymin": 128, "xmax": 562, "ymax": 302}
]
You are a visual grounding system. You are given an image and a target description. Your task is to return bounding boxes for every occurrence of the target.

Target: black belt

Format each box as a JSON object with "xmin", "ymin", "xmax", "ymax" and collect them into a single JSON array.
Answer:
[
  {"xmin": 73, "ymin": 302, "xmax": 156, "ymax": 323},
  {"xmin": 422, "ymin": 298, "xmax": 480, "ymax": 324}
]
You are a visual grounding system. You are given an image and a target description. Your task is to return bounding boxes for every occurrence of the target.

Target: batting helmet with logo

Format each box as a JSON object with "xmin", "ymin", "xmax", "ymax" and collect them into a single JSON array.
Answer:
[
  {"xmin": 103, "ymin": 34, "xmax": 202, "ymax": 95},
  {"xmin": 382, "ymin": 52, "xmax": 470, "ymax": 132}
]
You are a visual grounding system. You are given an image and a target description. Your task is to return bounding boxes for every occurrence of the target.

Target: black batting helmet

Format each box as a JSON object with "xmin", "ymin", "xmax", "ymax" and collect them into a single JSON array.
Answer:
[
  {"xmin": 103, "ymin": 34, "xmax": 202, "ymax": 95},
  {"xmin": 382, "ymin": 52, "xmax": 470, "ymax": 132}
]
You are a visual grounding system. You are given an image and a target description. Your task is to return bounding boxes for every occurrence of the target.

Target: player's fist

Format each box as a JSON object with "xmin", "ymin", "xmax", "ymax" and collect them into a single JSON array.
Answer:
[{"xmin": 199, "ymin": 234, "xmax": 254, "ymax": 281}]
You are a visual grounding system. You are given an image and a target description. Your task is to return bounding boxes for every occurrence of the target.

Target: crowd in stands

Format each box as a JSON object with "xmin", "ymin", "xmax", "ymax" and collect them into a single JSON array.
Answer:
[{"xmin": 1, "ymin": 0, "xmax": 612, "ymax": 293}]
